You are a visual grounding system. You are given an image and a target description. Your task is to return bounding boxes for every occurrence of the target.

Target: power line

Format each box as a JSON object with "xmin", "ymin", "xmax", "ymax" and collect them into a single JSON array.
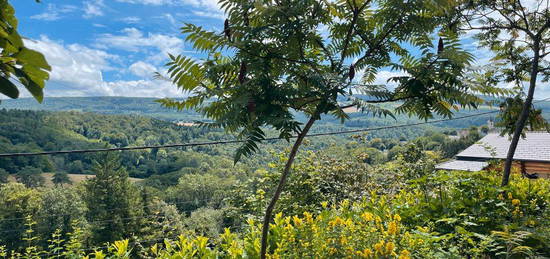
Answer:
[
  {"xmin": 0, "ymin": 198, "xmax": 218, "ymax": 223},
  {"xmin": 0, "ymin": 109, "xmax": 503, "ymax": 158},
  {"xmin": 0, "ymin": 97, "xmax": 548, "ymax": 158}
]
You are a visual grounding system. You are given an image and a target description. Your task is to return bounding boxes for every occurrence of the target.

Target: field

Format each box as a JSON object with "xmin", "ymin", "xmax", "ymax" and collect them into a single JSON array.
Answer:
[{"xmin": 7, "ymin": 173, "xmax": 142, "ymax": 187}]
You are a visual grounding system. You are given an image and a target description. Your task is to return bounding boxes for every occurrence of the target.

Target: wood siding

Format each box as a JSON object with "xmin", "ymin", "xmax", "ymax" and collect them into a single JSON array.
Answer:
[
  {"xmin": 524, "ymin": 161, "xmax": 550, "ymax": 179},
  {"xmin": 486, "ymin": 161, "xmax": 550, "ymax": 179}
]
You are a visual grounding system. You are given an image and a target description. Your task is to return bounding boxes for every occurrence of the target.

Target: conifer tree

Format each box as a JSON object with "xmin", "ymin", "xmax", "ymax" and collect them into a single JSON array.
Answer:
[{"xmin": 83, "ymin": 152, "xmax": 142, "ymax": 245}]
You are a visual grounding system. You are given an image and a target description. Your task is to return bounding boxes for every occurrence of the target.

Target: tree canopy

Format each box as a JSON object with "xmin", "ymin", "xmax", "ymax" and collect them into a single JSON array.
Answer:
[
  {"xmin": 161, "ymin": 0, "xmax": 508, "ymax": 257},
  {"xmin": 160, "ymin": 0, "xmax": 503, "ymax": 163}
]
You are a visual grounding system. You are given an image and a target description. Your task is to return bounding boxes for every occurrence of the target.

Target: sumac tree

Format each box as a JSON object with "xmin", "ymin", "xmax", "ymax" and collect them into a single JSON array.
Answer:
[{"xmin": 161, "ymin": 0, "xmax": 502, "ymax": 257}]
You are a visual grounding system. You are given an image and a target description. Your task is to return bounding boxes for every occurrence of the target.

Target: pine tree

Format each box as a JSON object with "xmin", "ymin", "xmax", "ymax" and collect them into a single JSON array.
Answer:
[
  {"xmin": 52, "ymin": 172, "xmax": 71, "ymax": 187},
  {"xmin": 83, "ymin": 152, "xmax": 143, "ymax": 245}
]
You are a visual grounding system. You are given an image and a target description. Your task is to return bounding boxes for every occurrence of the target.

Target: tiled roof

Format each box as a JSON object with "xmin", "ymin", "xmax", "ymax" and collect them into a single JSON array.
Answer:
[
  {"xmin": 435, "ymin": 160, "xmax": 488, "ymax": 171},
  {"xmin": 456, "ymin": 132, "xmax": 550, "ymax": 162}
]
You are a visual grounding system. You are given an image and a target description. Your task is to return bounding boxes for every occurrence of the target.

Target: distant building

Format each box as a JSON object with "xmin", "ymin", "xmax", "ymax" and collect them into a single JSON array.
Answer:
[
  {"xmin": 174, "ymin": 121, "xmax": 197, "ymax": 127},
  {"xmin": 436, "ymin": 132, "xmax": 550, "ymax": 179},
  {"xmin": 487, "ymin": 119, "xmax": 494, "ymax": 130}
]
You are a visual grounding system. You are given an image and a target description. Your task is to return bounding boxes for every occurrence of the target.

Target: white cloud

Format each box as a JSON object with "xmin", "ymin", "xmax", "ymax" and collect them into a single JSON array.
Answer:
[
  {"xmin": 129, "ymin": 61, "xmax": 158, "ymax": 78},
  {"xmin": 30, "ymin": 4, "xmax": 77, "ymax": 21},
  {"xmin": 372, "ymin": 70, "xmax": 408, "ymax": 86},
  {"xmin": 96, "ymin": 28, "xmax": 184, "ymax": 64},
  {"xmin": 116, "ymin": 0, "xmax": 175, "ymax": 5},
  {"xmin": 83, "ymin": 0, "xmax": 105, "ymax": 18},
  {"xmin": 120, "ymin": 16, "xmax": 141, "ymax": 24},
  {"xmin": 161, "ymin": 13, "xmax": 177, "ymax": 26},
  {"xmin": 21, "ymin": 36, "xmax": 181, "ymax": 98},
  {"xmin": 115, "ymin": 0, "xmax": 223, "ymax": 17},
  {"xmin": 192, "ymin": 10, "xmax": 225, "ymax": 20}
]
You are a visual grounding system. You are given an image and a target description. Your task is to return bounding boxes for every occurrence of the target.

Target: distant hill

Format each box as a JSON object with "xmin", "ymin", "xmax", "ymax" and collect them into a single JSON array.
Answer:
[
  {"xmin": 0, "ymin": 97, "xmax": 202, "ymax": 122},
  {"xmin": 2, "ymin": 96, "xmax": 549, "ymax": 135}
]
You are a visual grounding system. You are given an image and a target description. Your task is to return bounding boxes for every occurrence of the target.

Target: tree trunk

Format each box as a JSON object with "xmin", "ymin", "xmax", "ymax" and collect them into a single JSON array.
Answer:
[
  {"xmin": 260, "ymin": 116, "xmax": 317, "ymax": 259},
  {"xmin": 501, "ymin": 42, "xmax": 540, "ymax": 186}
]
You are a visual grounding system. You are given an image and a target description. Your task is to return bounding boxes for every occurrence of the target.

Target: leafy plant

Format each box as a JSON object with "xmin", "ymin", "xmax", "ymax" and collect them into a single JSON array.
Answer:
[
  {"xmin": 0, "ymin": 0, "xmax": 51, "ymax": 102},
  {"xmin": 160, "ymin": 1, "xmax": 504, "ymax": 256}
]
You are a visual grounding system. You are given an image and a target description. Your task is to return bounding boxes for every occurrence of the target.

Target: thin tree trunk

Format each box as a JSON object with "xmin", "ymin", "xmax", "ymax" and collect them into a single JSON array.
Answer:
[
  {"xmin": 502, "ymin": 42, "xmax": 540, "ymax": 186},
  {"xmin": 260, "ymin": 116, "xmax": 317, "ymax": 259}
]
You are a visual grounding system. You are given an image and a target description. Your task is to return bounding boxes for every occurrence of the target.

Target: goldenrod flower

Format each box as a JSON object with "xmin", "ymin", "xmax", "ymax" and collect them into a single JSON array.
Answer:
[
  {"xmin": 357, "ymin": 248, "xmax": 373, "ymax": 258},
  {"xmin": 385, "ymin": 242, "xmax": 395, "ymax": 254},
  {"xmin": 398, "ymin": 250, "xmax": 411, "ymax": 259},
  {"xmin": 303, "ymin": 212, "xmax": 313, "ymax": 224},
  {"xmin": 508, "ymin": 192, "xmax": 513, "ymax": 199},
  {"xmin": 387, "ymin": 221, "xmax": 398, "ymax": 235},
  {"xmin": 393, "ymin": 214, "xmax": 401, "ymax": 222},
  {"xmin": 512, "ymin": 199, "xmax": 520, "ymax": 206},
  {"xmin": 374, "ymin": 240, "xmax": 385, "ymax": 254},
  {"xmin": 328, "ymin": 216, "xmax": 345, "ymax": 227},
  {"xmin": 362, "ymin": 212, "xmax": 374, "ymax": 221},
  {"xmin": 340, "ymin": 236, "xmax": 348, "ymax": 245},
  {"xmin": 292, "ymin": 216, "xmax": 303, "ymax": 226}
]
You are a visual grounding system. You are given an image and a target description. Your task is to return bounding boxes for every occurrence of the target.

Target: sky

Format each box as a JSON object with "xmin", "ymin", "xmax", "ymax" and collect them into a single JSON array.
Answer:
[{"xmin": 11, "ymin": 0, "xmax": 550, "ymax": 99}]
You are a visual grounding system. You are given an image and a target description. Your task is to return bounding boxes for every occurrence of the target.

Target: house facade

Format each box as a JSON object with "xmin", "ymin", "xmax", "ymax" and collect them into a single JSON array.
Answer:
[{"xmin": 436, "ymin": 132, "xmax": 550, "ymax": 179}]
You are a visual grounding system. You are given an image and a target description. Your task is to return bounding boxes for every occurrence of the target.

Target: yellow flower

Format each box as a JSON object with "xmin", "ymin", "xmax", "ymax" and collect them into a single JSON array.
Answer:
[
  {"xmin": 508, "ymin": 192, "xmax": 513, "ymax": 199},
  {"xmin": 512, "ymin": 199, "xmax": 520, "ymax": 206},
  {"xmin": 385, "ymin": 242, "xmax": 395, "ymax": 254},
  {"xmin": 321, "ymin": 201, "xmax": 328, "ymax": 208},
  {"xmin": 292, "ymin": 216, "xmax": 303, "ymax": 226},
  {"xmin": 387, "ymin": 221, "xmax": 399, "ymax": 235},
  {"xmin": 357, "ymin": 248, "xmax": 373, "ymax": 258},
  {"xmin": 361, "ymin": 212, "xmax": 374, "ymax": 221},
  {"xmin": 498, "ymin": 193, "xmax": 504, "ymax": 200},
  {"xmin": 340, "ymin": 236, "xmax": 348, "ymax": 245},
  {"xmin": 341, "ymin": 199, "xmax": 350, "ymax": 208},
  {"xmin": 398, "ymin": 250, "xmax": 411, "ymax": 259},
  {"xmin": 374, "ymin": 240, "xmax": 385, "ymax": 254},
  {"xmin": 328, "ymin": 216, "xmax": 345, "ymax": 227},
  {"xmin": 393, "ymin": 214, "xmax": 401, "ymax": 222},
  {"xmin": 246, "ymin": 218, "xmax": 255, "ymax": 226},
  {"xmin": 345, "ymin": 218, "xmax": 353, "ymax": 227},
  {"xmin": 303, "ymin": 212, "xmax": 313, "ymax": 224}
]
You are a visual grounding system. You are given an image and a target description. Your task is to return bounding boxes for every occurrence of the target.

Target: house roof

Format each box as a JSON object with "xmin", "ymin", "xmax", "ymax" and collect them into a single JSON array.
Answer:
[
  {"xmin": 456, "ymin": 132, "xmax": 550, "ymax": 162},
  {"xmin": 435, "ymin": 160, "xmax": 488, "ymax": 172}
]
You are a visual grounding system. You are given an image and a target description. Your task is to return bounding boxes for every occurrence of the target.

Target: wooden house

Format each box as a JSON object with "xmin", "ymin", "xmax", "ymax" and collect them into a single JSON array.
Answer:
[{"xmin": 436, "ymin": 132, "xmax": 550, "ymax": 179}]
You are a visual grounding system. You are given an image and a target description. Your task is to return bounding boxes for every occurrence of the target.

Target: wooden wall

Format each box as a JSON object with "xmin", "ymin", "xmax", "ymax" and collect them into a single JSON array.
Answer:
[
  {"xmin": 524, "ymin": 161, "xmax": 550, "ymax": 179},
  {"xmin": 486, "ymin": 161, "xmax": 550, "ymax": 179}
]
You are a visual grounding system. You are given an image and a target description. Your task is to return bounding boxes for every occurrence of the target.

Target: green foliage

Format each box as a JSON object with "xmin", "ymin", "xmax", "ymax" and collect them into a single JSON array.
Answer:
[
  {"xmin": 0, "ymin": 168, "xmax": 8, "ymax": 184},
  {"xmin": 496, "ymin": 96, "xmax": 550, "ymax": 137},
  {"xmin": 51, "ymin": 172, "xmax": 71, "ymax": 187},
  {"xmin": 6, "ymin": 168, "xmax": 548, "ymax": 258},
  {"xmin": 161, "ymin": 0, "xmax": 501, "ymax": 163},
  {"xmin": 0, "ymin": 0, "xmax": 51, "ymax": 102},
  {"xmin": 164, "ymin": 172, "xmax": 234, "ymax": 213},
  {"xmin": 15, "ymin": 166, "xmax": 45, "ymax": 188},
  {"xmin": 0, "ymin": 183, "xmax": 42, "ymax": 249},
  {"xmin": 466, "ymin": 0, "xmax": 550, "ymax": 90},
  {"xmin": 82, "ymin": 152, "xmax": 143, "ymax": 245},
  {"xmin": 36, "ymin": 187, "xmax": 87, "ymax": 243}
]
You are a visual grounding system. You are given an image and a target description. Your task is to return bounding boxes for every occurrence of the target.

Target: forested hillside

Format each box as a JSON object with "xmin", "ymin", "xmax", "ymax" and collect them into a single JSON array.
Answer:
[{"xmin": 0, "ymin": 105, "xmax": 499, "ymax": 182}]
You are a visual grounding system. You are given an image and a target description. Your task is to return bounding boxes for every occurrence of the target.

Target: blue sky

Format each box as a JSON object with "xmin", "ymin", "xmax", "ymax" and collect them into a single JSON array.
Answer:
[
  {"xmin": 11, "ymin": 0, "xmax": 550, "ymax": 98},
  {"xmin": 13, "ymin": 0, "xmax": 224, "ymax": 97}
]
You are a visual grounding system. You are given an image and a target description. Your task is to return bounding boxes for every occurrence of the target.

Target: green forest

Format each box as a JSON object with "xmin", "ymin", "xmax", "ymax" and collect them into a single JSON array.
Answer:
[{"xmin": 0, "ymin": 103, "xmax": 549, "ymax": 258}]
